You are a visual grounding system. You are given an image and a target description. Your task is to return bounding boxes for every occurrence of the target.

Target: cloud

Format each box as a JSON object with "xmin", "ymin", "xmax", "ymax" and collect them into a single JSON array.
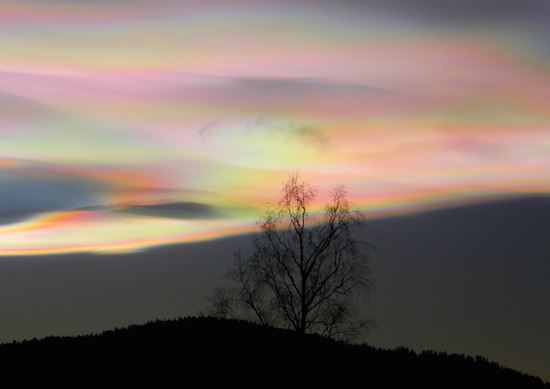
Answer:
[
  {"xmin": 179, "ymin": 74, "xmax": 397, "ymax": 119},
  {"xmin": 115, "ymin": 202, "xmax": 225, "ymax": 219},
  {"xmin": 0, "ymin": 214, "xmax": 34, "ymax": 226},
  {"xmin": 245, "ymin": 119, "xmax": 332, "ymax": 152},
  {"xmin": 260, "ymin": 124, "xmax": 331, "ymax": 152},
  {"xmin": 199, "ymin": 116, "xmax": 331, "ymax": 154},
  {"xmin": 278, "ymin": 123, "xmax": 331, "ymax": 151},
  {"xmin": 230, "ymin": 76, "xmax": 390, "ymax": 95},
  {"xmin": 0, "ymin": 169, "xmax": 106, "ymax": 225},
  {"xmin": 198, "ymin": 121, "xmax": 220, "ymax": 140},
  {"xmin": 225, "ymin": 76, "xmax": 393, "ymax": 111},
  {"xmin": 315, "ymin": 0, "xmax": 550, "ymax": 24}
]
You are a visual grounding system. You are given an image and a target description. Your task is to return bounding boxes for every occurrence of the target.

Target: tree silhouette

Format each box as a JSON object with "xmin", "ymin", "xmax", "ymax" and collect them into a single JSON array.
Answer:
[{"xmin": 208, "ymin": 172, "xmax": 374, "ymax": 341}]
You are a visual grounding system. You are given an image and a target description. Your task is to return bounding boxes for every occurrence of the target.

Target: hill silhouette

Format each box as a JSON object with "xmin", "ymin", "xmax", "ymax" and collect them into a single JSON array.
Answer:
[{"xmin": 0, "ymin": 316, "xmax": 547, "ymax": 387}]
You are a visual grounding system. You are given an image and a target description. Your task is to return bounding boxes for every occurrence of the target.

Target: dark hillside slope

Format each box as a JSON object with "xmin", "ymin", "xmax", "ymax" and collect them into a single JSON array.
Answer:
[{"xmin": 0, "ymin": 317, "xmax": 547, "ymax": 387}]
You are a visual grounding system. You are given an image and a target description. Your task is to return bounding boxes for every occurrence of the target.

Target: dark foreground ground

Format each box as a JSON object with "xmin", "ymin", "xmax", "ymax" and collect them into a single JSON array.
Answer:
[{"xmin": 0, "ymin": 316, "xmax": 547, "ymax": 387}]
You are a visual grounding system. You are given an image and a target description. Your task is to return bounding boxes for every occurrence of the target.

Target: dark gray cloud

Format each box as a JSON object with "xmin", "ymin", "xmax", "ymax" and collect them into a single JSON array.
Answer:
[
  {"xmin": 0, "ymin": 172, "xmax": 105, "ymax": 225},
  {"xmin": 185, "ymin": 74, "xmax": 397, "ymax": 102},
  {"xmin": 231, "ymin": 77, "xmax": 391, "ymax": 95},
  {"xmin": 182, "ymin": 74, "xmax": 396, "ymax": 119},
  {"xmin": 116, "ymin": 202, "xmax": 225, "ymax": 219},
  {"xmin": 246, "ymin": 119, "xmax": 332, "ymax": 151},
  {"xmin": 199, "ymin": 116, "xmax": 332, "ymax": 153},
  {"xmin": 225, "ymin": 77, "xmax": 394, "ymax": 112},
  {"xmin": 198, "ymin": 121, "xmax": 220, "ymax": 140},
  {"xmin": 0, "ymin": 214, "xmax": 34, "ymax": 226},
  {"xmin": 280, "ymin": 123, "xmax": 331, "ymax": 151}
]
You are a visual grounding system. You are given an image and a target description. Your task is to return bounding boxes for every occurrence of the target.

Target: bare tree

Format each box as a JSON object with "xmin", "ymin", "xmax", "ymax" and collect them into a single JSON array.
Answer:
[{"xmin": 208, "ymin": 172, "xmax": 374, "ymax": 341}]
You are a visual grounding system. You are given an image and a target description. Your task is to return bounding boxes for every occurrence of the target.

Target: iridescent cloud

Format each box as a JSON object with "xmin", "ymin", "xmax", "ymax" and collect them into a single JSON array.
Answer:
[{"xmin": 0, "ymin": 0, "xmax": 548, "ymax": 254}]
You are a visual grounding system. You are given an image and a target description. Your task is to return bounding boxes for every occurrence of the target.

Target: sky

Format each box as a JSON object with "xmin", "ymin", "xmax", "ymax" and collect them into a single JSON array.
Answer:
[{"xmin": 0, "ymin": 0, "xmax": 549, "ymax": 381}]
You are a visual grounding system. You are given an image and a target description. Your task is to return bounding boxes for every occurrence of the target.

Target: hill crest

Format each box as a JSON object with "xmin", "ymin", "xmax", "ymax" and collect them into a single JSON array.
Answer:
[{"xmin": 0, "ymin": 316, "xmax": 547, "ymax": 387}]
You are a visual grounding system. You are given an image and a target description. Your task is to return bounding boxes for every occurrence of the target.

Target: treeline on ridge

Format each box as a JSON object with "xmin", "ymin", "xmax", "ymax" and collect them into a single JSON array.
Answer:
[{"xmin": 0, "ymin": 316, "xmax": 547, "ymax": 387}]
